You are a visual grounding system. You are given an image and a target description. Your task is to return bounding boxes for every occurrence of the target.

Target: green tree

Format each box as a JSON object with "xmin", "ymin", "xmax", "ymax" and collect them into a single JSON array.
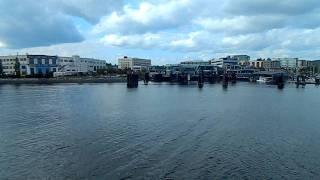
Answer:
[
  {"xmin": 97, "ymin": 68, "xmax": 107, "ymax": 75},
  {"xmin": 14, "ymin": 57, "xmax": 21, "ymax": 78}
]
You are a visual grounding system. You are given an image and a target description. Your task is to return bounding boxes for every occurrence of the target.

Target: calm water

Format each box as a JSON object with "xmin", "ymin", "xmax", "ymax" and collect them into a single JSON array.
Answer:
[{"xmin": 0, "ymin": 82, "xmax": 320, "ymax": 179}]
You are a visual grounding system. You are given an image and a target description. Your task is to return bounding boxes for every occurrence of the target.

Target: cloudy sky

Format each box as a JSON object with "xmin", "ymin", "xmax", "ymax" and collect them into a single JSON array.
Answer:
[{"xmin": 1, "ymin": 0, "xmax": 320, "ymax": 64}]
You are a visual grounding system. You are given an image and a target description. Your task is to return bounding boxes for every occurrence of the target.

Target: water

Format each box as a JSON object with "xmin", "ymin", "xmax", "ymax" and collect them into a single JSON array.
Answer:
[{"xmin": 0, "ymin": 82, "xmax": 320, "ymax": 179}]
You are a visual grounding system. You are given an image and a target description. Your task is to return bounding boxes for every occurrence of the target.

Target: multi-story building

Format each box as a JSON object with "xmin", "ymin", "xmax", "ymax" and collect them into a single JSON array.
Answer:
[
  {"xmin": 239, "ymin": 59, "xmax": 281, "ymax": 70},
  {"xmin": 0, "ymin": 55, "xmax": 27, "ymax": 76},
  {"xmin": 58, "ymin": 55, "xmax": 106, "ymax": 74},
  {"xmin": 273, "ymin": 58, "xmax": 298, "ymax": 69},
  {"xmin": 27, "ymin": 55, "xmax": 58, "ymax": 75},
  {"xmin": 250, "ymin": 59, "xmax": 265, "ymax": 69},
  {"xmin": 180, "ymin": 60, "xmax": 210, "ymax": 65},
  {"xmin": 296, "ymin": 60, "xmax": 312, "ymax": 69},
  {"xmin": 232, "ymin": 55, "xmax": 250, "ymax": 61},
  {"xmin": 311, "ymin": 60, "xmax": 320, "ymax": 73},
  {"xmin": 0, "ymin": 55, "xmax": 58, "ymax": 76},
  {"xmin": 0, "ymin": 54, "xmax": 106, "ymax": 77},
  {"xmin": 118, "ymin": 56, "xmax": 151, "ymax": 71},
  {"xmin": 263, "ymin": 60, "xmax": 281, "ymax": 69},
  {"xmin": 238, "ymin": 60, "xmax": 251, "ymax": 67},
  {"xmin": 210, "ymin": 56, "xmax": 239, "ymax": 69}
]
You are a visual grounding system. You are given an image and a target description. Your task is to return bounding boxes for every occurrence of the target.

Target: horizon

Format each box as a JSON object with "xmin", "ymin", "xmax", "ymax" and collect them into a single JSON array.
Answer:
[
  {"xmin": 1, "ymin": 53, "xmax": 320, "ymax": 66},
  {"xmin": 1, "ymin": 0, "xmax": 320, "ymax": 64}
]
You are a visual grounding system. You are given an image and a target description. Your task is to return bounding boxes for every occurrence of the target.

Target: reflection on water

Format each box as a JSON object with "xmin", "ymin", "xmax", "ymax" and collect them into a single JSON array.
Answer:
[{"xmin": 0, "ymin": 82, "xmax": 320, "ymax": 179}]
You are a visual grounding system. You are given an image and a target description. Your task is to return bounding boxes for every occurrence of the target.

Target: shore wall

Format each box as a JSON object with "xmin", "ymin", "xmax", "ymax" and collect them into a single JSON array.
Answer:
[{"xmin": 0, "ymin": 77, "xmax": 127, "ymax": 85}]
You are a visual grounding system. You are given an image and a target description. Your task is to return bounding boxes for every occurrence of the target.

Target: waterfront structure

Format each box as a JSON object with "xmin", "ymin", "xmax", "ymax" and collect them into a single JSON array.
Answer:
[
  {"xmin": 311, "ymin": 60, "xmax": 320, "ymax": 73},
  {"xmin": 57, "ymin": 55, "xmax": 106, "ymax": 75},
  {"xmin": 27, "ymin": 55, "xmax": 58, "ymax": 75},
  {"xmin": 249, "ymin": 59, "xmax": 265, "ymax": 69},
  {"xmin": 180, "ymin": 60, "xmax": 210, "ymax": 65},
  {"xmin": 296, "ymin": 60, "xmax": 311, "ymax": 69},
  {"xmin": 118, "ymin": 56, "xmax": 151, "ymax": 71},
  {"xmin": 232, "ymin": 55, "xmax": 250, "ymax": 61},
  {"xmin": 0, "ymin": 55, "xmax": 58, "ymax": 76},
  {"xmin": 0, "ymin": 55, "xmax": 28, "ymax": 76},
  {"xmin": 239, "ymin": 59, "xmax": 281, "ymax": 70},
  {"xmin": 210, "ymin": 56, "xmax": 239, "ymax": 69},
  {"xmin": 238, "ymin": 60, "xmax": 251, "ymax": 67},
  {"xmin": 273, "ymin": 58, "xmax": 298, "ymax": 69},
  {"xmin": 149, "ymin": 66, "xmax": 167, "ymax": 73},
  {"xmin": 263, "ymin": 59, "xmax": 281, "ymax": 70},
  {"xmin": 0, "ymin": 54, "xmax": 106, "ymax": 77}
]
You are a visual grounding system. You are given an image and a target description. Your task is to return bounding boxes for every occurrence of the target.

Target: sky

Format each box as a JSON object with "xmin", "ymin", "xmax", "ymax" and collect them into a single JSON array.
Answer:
[{"xmin": 1, "ymin": 0, "xmax": 320, "ymax": 64}]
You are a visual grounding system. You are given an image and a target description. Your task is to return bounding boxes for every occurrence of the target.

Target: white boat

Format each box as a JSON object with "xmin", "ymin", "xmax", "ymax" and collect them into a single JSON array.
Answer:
[{"xmin": 256, "ymin": 76, "xmax": 273, "ymax": 83}]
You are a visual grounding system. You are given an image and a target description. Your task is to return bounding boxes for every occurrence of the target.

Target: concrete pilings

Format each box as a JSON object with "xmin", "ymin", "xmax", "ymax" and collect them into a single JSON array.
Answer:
[
  {"xmin": 144, "ymin": 72, "xmax": 150, "ymax": 85},
  {"xmin": 198, "ymin": 71, "xmax": 204, "ymax": 88},
  {"xmin": 127, "ymin": 72, "xmax": 139, "ymax": 88}
]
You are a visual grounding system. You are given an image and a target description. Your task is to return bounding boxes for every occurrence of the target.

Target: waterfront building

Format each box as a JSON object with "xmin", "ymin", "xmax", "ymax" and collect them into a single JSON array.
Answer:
[
  {"xmin": 239, "ymin": 60, "xmax": 251, "ymax": 67},
  {"xmin": 232, "ymin": 55, "xmax": 250, "ymax": 61},
  {"xmin": 273, "ymin": 58, "xmax": 298, "ymax": 69},
  {"xmin": 27, "ymin": 55, "xmax": 58, "ymax": 75},
  {"xmin": 210, "ymin": 56, "xmax": 239, "ymax": 69},
  {"xmin": 0, "ymin": 54, "xmax": 106, "ymax": 77},
  {"xmin": 165, "ymin": 64, "xmax": 181, "ymax": 75},
  {"xmin": 239, "ymin": 58, "xmax": 281, "ymax": 70},
  {"xmin": 296, "ymin": 60, "xmax": 312, "ymax": 69},
  {"xmin": 0, "ymin": 55, "xmax": 58, "ymax": 76},
  {"xmin": 149, "ymin": 66, "xmax": 167, "ymax": 73},
  {"xmin": 311, "ymin": 60, "xmax": 320, "ymax": 73},
  {"xmin": 0, "ymin": 55, "xmax": 28, "ymax": 76},
  {"xmin": 118, "ymin": 56, "xmax": 151, "ymax": 71},
  {"xmin": 57, "ymin": 55, "xmax": 106, "ymax": 75},
  {"xmin": 180, "ymin": 60, "xmax": 210, "ymax": 65},
  {"xmin": 248, "ymin": 59, "xmax": 266, "ymax": 69},
  {"xmin": 263, "ymin": 60, "xmax": 281, "ymax": 70}
]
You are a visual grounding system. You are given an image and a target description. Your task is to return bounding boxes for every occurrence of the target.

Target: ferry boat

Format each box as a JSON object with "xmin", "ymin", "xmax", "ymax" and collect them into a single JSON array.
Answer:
[{"xmin": 256, "ymin": 76, "xmax": 273, "ymax": 83}]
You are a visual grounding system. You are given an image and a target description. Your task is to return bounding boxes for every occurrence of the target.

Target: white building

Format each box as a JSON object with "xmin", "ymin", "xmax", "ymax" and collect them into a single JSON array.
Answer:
[
  {"xmin": 210, "ymin": 56, "xmax": 239, "ymax": 69},
  {"xmin": 118, "ymin": 56, "xmax": 151, "ymax": 70},
  {"xmin": 0, "ymin": 55, "xmax": 28, "ymax": 75},
  {"xmin": 57, "ymin": 55, "xmax": 106, "ymax": 75},
  {"xmin": 0, "ymin": 55, "xmax": 58, "ymax": 76},
  {"xmin": 232, "ymin": 55, "xmax": 250, "ymax": 61}
]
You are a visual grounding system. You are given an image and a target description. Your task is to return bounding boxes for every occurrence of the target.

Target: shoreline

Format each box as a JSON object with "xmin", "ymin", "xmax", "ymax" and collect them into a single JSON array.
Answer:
[{"xmin": 0, "ymin": 77, "xmax": 127, "ymax": 85}]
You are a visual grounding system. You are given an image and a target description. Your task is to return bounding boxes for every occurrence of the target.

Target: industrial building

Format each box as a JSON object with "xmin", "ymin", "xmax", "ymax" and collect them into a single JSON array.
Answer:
[
  {"xmin": 0, "ymin": 55, "xmax": 58, "ymax": 76},
  {"xmin": 210, "ymin": 56, "xmax": 239, "ymax": 69},
  {"xmin": 57, "ymin": 55, "xmax": 106, "ymax": 76},
  {"xmin": 118, "ymin": 56, "xmax": 151, "ymax": 71},
  {"xmin": 0, "ymin": 54, "xmax": 106, "ymax": 77}
]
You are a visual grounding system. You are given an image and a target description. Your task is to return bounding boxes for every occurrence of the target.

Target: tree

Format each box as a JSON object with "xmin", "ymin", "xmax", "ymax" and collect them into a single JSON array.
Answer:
[
  {"xmin": 14, "ymin": 57, "xmax": 21, "ymax": 78},
  {"xmin": 97, "ymin": 68, "xmax": 107, "ymax": 75}
]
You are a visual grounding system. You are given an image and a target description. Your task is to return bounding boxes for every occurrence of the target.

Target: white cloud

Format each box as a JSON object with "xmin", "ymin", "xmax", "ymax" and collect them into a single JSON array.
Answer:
[
  {"xmin": 196, "ymin": 15, "xmax": 285, "ymax": 34},
  {"xmin": 3, "ymin": 0, "xmax": 320, "ymax": 62},
  {"xmin": 0, "ymin": 0, "xmax": 124, "ymax": 48},
  {"xmin": 100, "ymin": 33, "xmax": 162, "ymax": 48},
  {"xmin": 0, "ymin": 41, "xmax": 6, "ymax": 48},
  {"xmin": 226, "ymin": 0, "xmax": 320, "ymax": 16},
  {"xmin": 92, "ymin": 0, "xmax": 215, "ymax": 34}
]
